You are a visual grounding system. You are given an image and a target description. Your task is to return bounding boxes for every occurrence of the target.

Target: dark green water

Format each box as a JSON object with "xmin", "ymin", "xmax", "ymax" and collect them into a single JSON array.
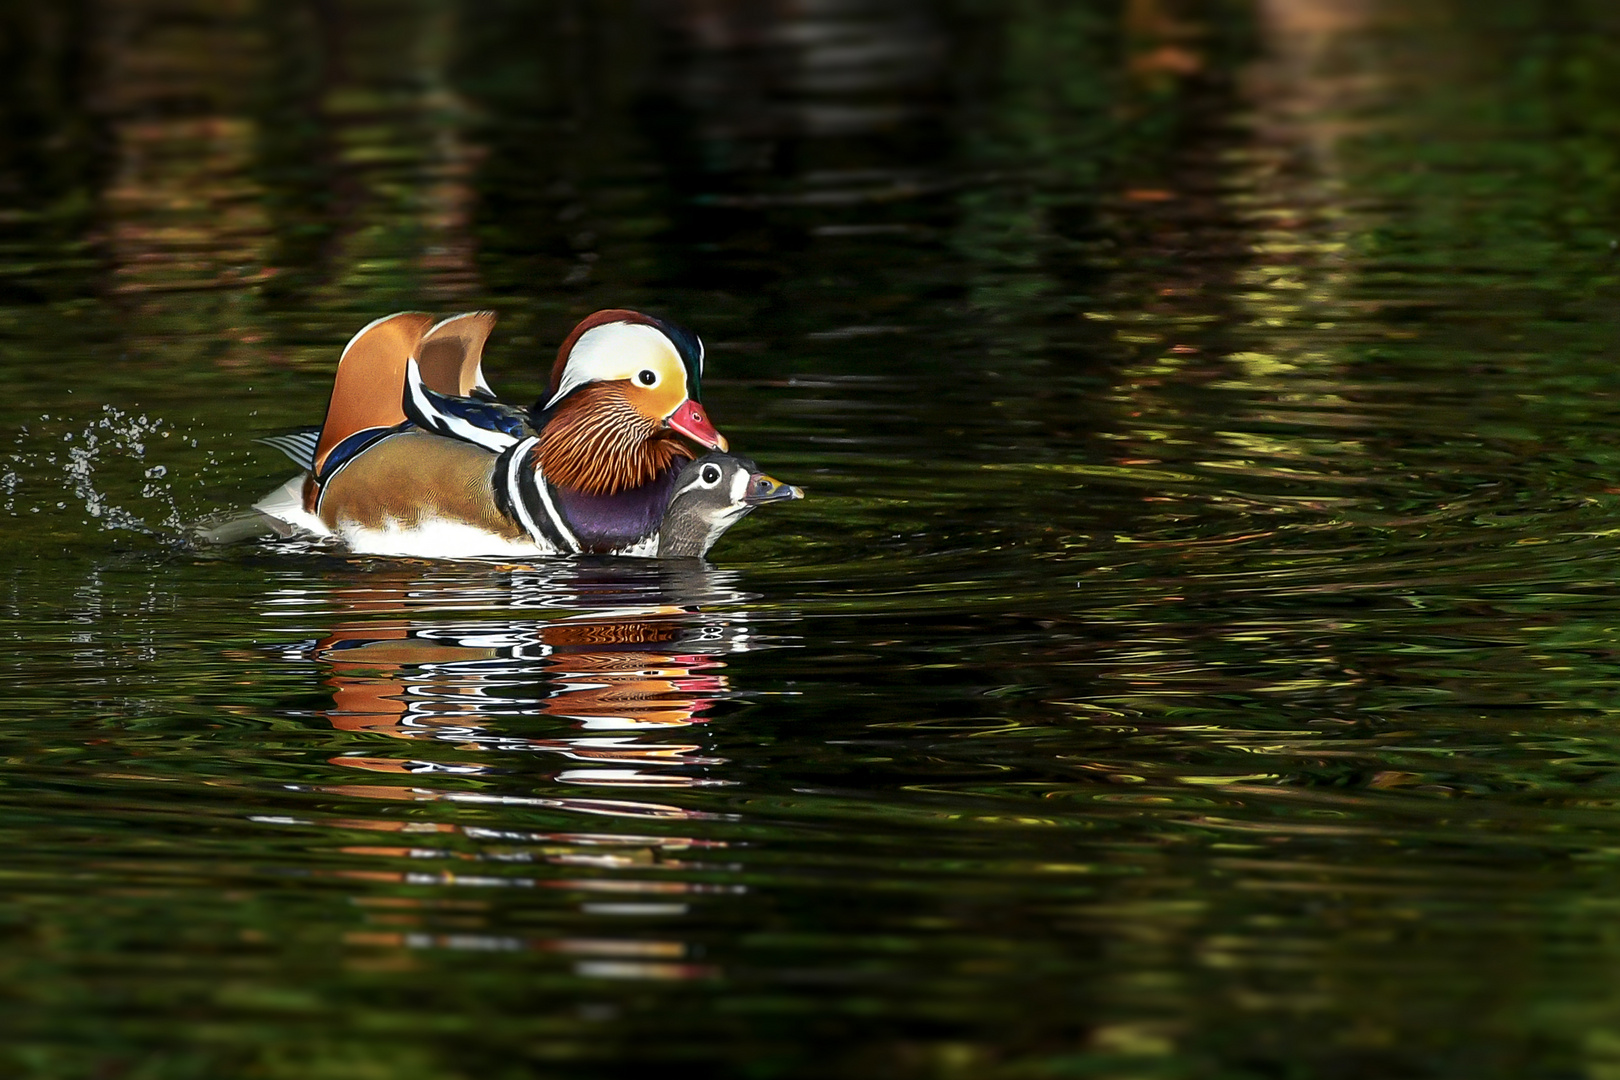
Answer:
[{"xmin": 4, "ymin": 1, "xmax": 1620, "ymax": 1076}]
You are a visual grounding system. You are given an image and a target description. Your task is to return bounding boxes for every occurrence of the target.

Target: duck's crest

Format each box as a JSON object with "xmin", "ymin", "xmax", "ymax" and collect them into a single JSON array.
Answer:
[{"xmin": 549, "ymin": 309, "xmax": 662, "ymax": 395}]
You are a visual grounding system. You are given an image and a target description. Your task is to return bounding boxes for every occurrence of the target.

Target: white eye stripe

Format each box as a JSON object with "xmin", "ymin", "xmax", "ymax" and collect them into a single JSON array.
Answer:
[
  {"xmin": 669, "ymin": 475, "xmax": 712, "ymax": 502},
  {"xmin": 670, "ymin": 462, "xmax": 738, "ymax": 504},
  {"xmin": 548, "ymin": 323, "xmax": 686, "ymax": 407}
]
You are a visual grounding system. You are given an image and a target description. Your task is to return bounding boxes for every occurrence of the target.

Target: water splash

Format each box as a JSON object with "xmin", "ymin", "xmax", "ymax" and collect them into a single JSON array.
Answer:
[{"xmin": 7, "ymin": 406, "xmax": 187, "ymax": 536}]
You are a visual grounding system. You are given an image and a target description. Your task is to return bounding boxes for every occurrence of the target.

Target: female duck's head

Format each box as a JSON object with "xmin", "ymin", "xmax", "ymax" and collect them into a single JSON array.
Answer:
[{"xmin": 657, "ymin": 452, "xmax": 803, "ymax": 559}]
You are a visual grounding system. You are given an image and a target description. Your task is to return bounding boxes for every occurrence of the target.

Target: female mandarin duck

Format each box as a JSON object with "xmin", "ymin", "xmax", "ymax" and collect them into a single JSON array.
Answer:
[
  {"xmin": 656, "ymin": 452, "xmax": 803, "ymax": 558},
  {"xmin": 255, "ymin": 308, "xmax": 732, "ymax": 558}
]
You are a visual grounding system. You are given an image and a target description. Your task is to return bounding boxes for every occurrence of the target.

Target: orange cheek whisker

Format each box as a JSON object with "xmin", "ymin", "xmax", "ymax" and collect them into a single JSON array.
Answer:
[{"xmin": 538, "ymin": 384, "xmax": 687, "ymax": 496}]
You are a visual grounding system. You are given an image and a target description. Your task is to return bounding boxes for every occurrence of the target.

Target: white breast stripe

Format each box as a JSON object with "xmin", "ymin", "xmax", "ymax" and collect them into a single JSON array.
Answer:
[
  {"xmin": 502, "ymin": 437, "xmax": 551, "ymax": 547},
  {"xmin": 530, "ymin": 460, "xmax": 580, "ymax": 551},
  {"xmin": 498, "ymin": 438, "xmax": 581, "ymax": 554}
]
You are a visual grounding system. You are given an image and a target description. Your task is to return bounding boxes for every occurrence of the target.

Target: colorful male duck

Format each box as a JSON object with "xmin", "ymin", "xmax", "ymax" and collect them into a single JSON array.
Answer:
[{"xmin": 255, "ymin": 308, "xmax": 729, "ymax": 558}]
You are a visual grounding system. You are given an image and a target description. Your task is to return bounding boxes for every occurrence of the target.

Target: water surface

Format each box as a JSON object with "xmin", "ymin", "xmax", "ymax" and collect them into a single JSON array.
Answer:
[{"xmin": 4, "ymin": 1, "xmax": 1620, "ymax": 1077}]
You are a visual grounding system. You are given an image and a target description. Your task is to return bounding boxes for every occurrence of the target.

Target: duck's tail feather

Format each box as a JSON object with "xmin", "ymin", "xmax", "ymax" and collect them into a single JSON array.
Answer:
[{"xmin": 256, "ymin": 427, "xmax": 321, "ymax": 471}]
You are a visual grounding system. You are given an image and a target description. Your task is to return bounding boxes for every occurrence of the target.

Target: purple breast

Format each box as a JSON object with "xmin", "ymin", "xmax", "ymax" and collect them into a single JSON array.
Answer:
[{"xmin": 554, "ymin": 465, "xmax": 682, "ymax": 553}]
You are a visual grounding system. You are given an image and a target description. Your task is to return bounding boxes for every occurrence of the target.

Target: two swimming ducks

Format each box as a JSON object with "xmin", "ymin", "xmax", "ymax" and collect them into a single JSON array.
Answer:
[{"xmin": 235, "ymin": 309, "xmax": 801, "ymax": 560}]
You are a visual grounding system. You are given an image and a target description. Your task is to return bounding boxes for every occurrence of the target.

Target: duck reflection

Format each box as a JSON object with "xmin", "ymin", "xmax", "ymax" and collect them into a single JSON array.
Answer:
[
  {"xmin": 305, "ymin": 561, "xmax": 755, "ymax": 793},
  {"xmin": 254, "ymin": 560, "xmax": 761, "ymax": 976}
]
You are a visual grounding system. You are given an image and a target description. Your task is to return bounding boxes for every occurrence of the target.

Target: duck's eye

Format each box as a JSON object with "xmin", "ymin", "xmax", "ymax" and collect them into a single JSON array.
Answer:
[
  {"xmin": 701, "ymin": 464, "xmax": 721, "ymax": 484},
  {"xmin": 637, "ymin": 369, "xmax": 658, "ymax": 386}
]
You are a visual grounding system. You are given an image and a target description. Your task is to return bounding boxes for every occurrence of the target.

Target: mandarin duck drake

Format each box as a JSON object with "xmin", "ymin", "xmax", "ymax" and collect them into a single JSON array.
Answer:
[
  {"xmin": 656, "ymin": 452, "xmax": 803, "ymax": 558},
  {"xmin": 253, "ymin": 309, "xmax": 731, "ymax": 558}
]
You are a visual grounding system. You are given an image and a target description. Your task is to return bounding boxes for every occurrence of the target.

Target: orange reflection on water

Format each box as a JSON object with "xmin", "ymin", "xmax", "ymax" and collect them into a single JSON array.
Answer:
[{"xmin": 303, "ymin": 572, "xmax": 747, "ymax": 793}]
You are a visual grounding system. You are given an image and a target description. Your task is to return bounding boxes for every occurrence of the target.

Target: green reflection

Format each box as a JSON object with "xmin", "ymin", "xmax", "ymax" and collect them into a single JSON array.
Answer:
[{"xmin": 7, "ymin": 0, "xmax": 1620, "ymax": 1078}]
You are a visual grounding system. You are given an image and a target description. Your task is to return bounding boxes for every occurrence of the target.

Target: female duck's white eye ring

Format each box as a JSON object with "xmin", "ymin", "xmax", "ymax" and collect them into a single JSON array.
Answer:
[
  {"xmin": 701, "ymin": 464, "xmax": 721, "ymax": 484},
  {"xmin": 637, "ymin": 369, "xmax": 658, "ymax": 386}
]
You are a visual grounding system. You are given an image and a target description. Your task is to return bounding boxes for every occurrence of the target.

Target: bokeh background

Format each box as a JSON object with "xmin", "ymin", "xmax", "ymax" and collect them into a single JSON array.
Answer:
[
  {"xmin": 1, "ymin": 0, "xmax": 1249, "ymax": 395},
  {"xmin": 6, "ymin": 2, "xmax": 1620, "ymax": 1078}
]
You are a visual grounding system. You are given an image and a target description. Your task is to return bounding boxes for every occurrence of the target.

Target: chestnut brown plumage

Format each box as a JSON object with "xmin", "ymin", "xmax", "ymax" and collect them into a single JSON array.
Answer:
[
  {"xmin": 535, "ymin": 382, "xmax": 693, "ymax": 495},
  {"xmin": 305, "ymin": 312, "xmax": 434, "ymax": 513}
]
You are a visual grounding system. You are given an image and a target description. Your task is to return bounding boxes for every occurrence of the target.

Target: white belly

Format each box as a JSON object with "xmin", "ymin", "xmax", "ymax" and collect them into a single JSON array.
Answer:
[{"xmin": 332, "ymin": 515, "xmax": 557, "ymax": 559}]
